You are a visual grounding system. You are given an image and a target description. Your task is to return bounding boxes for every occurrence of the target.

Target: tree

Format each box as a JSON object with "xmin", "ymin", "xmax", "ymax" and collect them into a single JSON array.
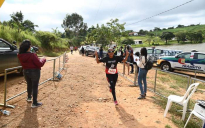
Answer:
[
  {"xmin": 168, "ymin": 27, "xmax": 174, "ymax": 29},
  {"xmin": 160, "ymin": 32, "xmax": 175, "ymax": 44},
  {"xmin": 121, "ymin": 38, "xmax": 134, "ymax": 45},
  {"xmin": 86, "ymin": 19, "xmax": 125, "ymax": 47},
  {"xmin": 23, "ymin": 20, "xmax": 38, "ymax": 32},
  {"xmin": 61, "ymin": 13, "xmax": 87, "ymax": 38},
  {"xmin": 176, "ymin": 24, "xmax": 185, "ymax": 28},
  {"xmin": 175, "ymin": 32, "xmax": 186, "ymax": 43},
  {"xmin": 106, "ymin": 18, "xmax": 126, "ymax": 45},
  {"xmin": 147, "ymin": 33, "xmax": 155, "ymax": 45},
  {"xmin": 153, "ymin": 27, "xmax": 161, "ymax": 31},
  {"xmin": 186, "ymin": 32, "xmax": 194, "ymax": 43},
  {"xmin": 138, "ymin": 29, "xmax": 148, "ymax": 35},
  {"xmin": 10, "ymin": 11, "xmax": 24, "ymax": 32}
]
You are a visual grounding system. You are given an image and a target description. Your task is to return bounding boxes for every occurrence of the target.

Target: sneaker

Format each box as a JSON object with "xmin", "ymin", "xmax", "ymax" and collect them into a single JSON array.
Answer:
[
  {"xmin": 26, "ymin": 98, "xmax": 32, "ymax": 103},
  {"xmin": 31, "ymin": 102, "xmax": 43, "ymax": 108},
  {"xmin": 130, "ymin": 71, "xmax": 134, "ymax": 74},
  {"xmin": 138, "ymin": 95, "xmax": 145, "ymax": 100},
  {"xmin": 114, "ymin": 100, "xmax": 118, "ymax": 105}
]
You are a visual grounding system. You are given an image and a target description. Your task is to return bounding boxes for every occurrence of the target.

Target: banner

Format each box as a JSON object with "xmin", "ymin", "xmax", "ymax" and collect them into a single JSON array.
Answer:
[{"xmin": 0, "ymin": 0, "xmax": 5, "ymax": 8}]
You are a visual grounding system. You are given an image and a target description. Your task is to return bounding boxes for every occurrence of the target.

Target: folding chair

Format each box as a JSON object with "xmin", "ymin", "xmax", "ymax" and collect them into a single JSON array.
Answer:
[
  {"xmin": 164, "ymin": 83, "xmax": 199, "ymax": 121},
  {"xmin": 184, "ymin": 103, "xmax": 205, "ymax": 128}
]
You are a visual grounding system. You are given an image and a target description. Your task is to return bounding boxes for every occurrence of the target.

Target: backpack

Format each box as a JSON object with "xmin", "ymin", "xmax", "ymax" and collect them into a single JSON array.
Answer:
[{"xmin": 142, "ymin": 57, "xmax": 153, "ymax": 70}]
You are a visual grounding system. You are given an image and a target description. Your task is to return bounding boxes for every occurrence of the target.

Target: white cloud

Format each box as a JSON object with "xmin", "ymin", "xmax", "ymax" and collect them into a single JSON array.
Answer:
[{"xmin": 0, "ymin": 0, "xmax": 205, "ymax": 32}]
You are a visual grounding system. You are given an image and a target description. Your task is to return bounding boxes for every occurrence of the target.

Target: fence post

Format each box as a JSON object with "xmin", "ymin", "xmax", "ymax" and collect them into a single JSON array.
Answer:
[
  {"xmin": 3, "ymin": 70, "xmax": 7, "ymax": 107},
  {"xmin": 0, "ymin": 69, "xmax": 15, "ymax": 108},
  {"xmin": 154, "ymin": 69, "xmax": 157, "ymax": 92},
  {"xmin": 53, "ymin": 59, "xmax": 56, "ymax": 80},
  {"xmin": 59, "ymin": 57, "xmax": 60, "ymax": 71},
  {"xmin": 134, "ymin": 64, "xmax": 138, "ymax": 86},
  {"xmin": 123, "ymin": 62, "xmax": 125, "ymax": 76}
]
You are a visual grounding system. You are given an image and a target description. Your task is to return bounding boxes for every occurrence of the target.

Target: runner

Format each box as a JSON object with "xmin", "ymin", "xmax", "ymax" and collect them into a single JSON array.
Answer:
[
  {"xmin": 95, "ymin": 48, "xmax": 129, "ymax": 105},
  {"xmin": 70, "ymin": 46, "xmax": 74, "ymax": 54},
  {"xmin": 74, "ymin": 46, "xmax": 77, "ymax": 52}
]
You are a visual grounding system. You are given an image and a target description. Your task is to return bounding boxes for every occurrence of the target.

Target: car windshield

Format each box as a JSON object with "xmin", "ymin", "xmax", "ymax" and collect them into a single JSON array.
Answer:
[{"xmin": 147, "ymin": 49, "xmax": 153, "ymax": 54}]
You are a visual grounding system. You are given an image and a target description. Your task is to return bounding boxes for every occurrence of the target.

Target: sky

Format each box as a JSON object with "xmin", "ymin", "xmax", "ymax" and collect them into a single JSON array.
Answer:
[{"xmin": 0, "ymin": 0, "xmax": 205, "ymax": 33}]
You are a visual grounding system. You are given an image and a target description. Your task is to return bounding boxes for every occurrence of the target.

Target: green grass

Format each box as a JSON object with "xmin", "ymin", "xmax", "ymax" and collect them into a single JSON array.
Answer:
[
  {"xmin": 152, "ymin": 96, "xmax": 202, "ymax": 128},
  {"xmin": 165, "ymin": 124, "xmax": 172, "ymax": 128},
  {"xmin": 152, "ymin": 24, "xmax": 205, "ymax": 36}
]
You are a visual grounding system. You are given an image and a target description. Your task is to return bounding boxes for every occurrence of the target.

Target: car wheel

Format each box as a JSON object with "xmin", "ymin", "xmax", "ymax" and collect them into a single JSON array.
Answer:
[{"xmin": 160, "ymin": 62, "xmax": 172, "ymax": 71}]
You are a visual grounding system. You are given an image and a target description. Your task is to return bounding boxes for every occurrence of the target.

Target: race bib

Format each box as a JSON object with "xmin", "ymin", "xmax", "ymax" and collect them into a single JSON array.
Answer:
[{"xmin": 108, "ymin": 68, "xmax": 117, "ymax": 74}]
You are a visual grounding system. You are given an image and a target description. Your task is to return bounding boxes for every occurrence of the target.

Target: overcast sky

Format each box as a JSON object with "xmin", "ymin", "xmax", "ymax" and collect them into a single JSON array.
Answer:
[{"xmin": 0, "ymin": 0, "xmax": 205, "ymax": 32}]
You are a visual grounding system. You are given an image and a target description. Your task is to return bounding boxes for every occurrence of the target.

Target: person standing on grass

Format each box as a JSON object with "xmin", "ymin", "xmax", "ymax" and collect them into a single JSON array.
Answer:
[
  {"xmin": 18, "ymin": 40, "xmax": 46, "ymax": 108},
  {"xmin": 95, "ymin": 48, "xmax": 129, "ymax": 105},
  {"xmin": 135, "ymin": 47, "xmax": 148, "ymax": 99},
  {"xmin": 70, "ymin": 46, "xmax": 74, "ymax": 54}
]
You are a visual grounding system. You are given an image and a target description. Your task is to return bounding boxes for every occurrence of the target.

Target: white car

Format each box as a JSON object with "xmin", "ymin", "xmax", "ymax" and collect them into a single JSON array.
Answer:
[{"xmin": 157, "ymin": 51, "xmax": 205, "ymax": 73}]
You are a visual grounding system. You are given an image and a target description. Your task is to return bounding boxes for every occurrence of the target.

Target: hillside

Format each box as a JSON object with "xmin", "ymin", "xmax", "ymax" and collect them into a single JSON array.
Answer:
[
  {"xmin": 0, "ymin": 25, "xmax": 69, "ymax": 56},
  {"xmin": 122, "ymin": 24, "xmax": 205, "ymax": 48},
  {"xmin": 152, "ymin": 24, "xmax": 205, "ymax": 35}
]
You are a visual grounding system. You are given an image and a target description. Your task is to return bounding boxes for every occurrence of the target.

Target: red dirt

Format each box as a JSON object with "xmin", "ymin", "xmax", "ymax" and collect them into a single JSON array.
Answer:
[{"xmin": 0, "ymin": 52, "xmax": 177, "ymax": 128}]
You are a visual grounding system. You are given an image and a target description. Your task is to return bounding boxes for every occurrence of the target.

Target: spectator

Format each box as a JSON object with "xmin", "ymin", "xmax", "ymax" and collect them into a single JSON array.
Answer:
[
  {"xmin": 99, "ymin": 46, "xmax": 103, "ymax": 59},
  {"xmin": 18, "ymin": 40, "xmax": 46, "ymax": 108},
  {"xmin": 136, "ymin": 47, "xmax": 148, "ymax": 99}
]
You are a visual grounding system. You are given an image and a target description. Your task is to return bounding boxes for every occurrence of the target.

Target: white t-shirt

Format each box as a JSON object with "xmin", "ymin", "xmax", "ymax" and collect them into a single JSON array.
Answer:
[
  {"xmin": 137, "ymin": 56, "xmax": 146, "ymax": 68},
  {"xmin": 70, "ymin": 46, "xmax": 73, "ymax": 50}
]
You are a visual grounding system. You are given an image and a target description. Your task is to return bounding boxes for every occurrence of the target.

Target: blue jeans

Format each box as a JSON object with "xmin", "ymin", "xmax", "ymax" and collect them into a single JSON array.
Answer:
[{"xmin": 138, "ymin": 68, "xmax": 148, "ymax": 95}]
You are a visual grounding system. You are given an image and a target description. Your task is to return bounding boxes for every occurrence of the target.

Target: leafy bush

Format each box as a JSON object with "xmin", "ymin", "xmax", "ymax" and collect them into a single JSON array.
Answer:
[
  {"xmin": 121, "ymin": 38, "xmax": 134, "ymax": 45},
  {"xmin": 35, "ymin": 31, "xmax": 58, "ymax": 49}
]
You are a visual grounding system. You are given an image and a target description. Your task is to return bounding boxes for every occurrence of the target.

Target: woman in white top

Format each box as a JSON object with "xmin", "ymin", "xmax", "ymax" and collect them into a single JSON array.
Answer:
[{"xmin": 136, "ymin": 47, "xmax": 148, "ymax": 99}]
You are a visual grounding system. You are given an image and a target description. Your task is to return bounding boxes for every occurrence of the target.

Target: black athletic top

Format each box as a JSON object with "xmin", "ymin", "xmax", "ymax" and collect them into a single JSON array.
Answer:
[{"xmin": 99, "ymin": 56, "xmax": 123, "ymax": 74}]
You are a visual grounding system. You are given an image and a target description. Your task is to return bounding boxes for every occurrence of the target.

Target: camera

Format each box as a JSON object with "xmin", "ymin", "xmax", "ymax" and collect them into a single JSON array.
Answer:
[{"xmin": 31, "ymin": 46, "xmax": 39, "ymax": 53}]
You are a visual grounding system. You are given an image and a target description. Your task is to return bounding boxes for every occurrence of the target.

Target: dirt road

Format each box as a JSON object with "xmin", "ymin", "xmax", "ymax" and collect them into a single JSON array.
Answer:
[{"xmin": 0, "ymin": 52, "xmax": 177, "ymax": 128}]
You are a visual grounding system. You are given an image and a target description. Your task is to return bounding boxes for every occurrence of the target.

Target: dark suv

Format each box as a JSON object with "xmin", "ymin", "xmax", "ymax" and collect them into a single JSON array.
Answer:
[{"xmin": 0, "ymin": 38, "xmax": 22, "ymax": 75}]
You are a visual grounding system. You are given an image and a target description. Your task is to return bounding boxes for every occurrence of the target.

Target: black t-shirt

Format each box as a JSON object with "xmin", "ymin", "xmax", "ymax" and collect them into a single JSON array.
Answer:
[{"xmin": 99, "ymin": 56, "xmax": 123, "ymax": 74}]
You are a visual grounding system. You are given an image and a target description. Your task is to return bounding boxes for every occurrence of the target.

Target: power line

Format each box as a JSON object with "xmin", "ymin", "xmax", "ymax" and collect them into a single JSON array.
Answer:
[
  {"xmin": 126, "ymin": 0, "xmax": 195, "ymax": 26},
  {"xmin": 109, "ymin": 0, "xmax": 119, "ymax": 18},
  {"xmin": 94, "ymin": 0, "xmax": 103, "ymax": 23}
]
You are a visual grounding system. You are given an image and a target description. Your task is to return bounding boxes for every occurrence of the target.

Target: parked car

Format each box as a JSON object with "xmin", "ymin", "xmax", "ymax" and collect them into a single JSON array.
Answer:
[
  {"xmin": 0, "ymin": 38, "xmax": 23, "ymax": 76},
  {"xmin": 84, "ymin": 46, "xmax": 99, "ymax": 57},
  {"xmin": 78, "ymin": 45, "xmax": 91, "ymax": 54},
  {"xmin": 157, "ymin": 51, "xmax": 205, "ymax": 73},
  {"xmin": 147, "ymin": 48, "xmax": 182, "ymax": 62}
]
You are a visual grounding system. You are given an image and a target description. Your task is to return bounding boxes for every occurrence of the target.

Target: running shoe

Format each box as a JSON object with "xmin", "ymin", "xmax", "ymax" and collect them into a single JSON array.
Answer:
[
  {"xmin": 114, "ymin": 100, "xmax": 118, "ymax": 105},
  {"xmin": 26, "ymin": 98, "xmax": 32, "ymax": 103},
  {"xmin": 31, "ymin": 102, "xmax": 43, "ymax": 108},
  {"xmin": 138, "ymin": 95, "xmax": 145, "ymax": 99}
]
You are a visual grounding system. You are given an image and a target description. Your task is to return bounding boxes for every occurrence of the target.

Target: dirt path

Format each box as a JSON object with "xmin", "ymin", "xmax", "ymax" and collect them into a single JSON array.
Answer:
[{"xmin": 0, "ymin": 51, "xmax": 177, "ymax": 128}]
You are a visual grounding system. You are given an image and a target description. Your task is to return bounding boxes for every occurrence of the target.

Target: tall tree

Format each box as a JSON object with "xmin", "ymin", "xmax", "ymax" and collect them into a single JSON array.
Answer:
[
  {"xmin": 23, "ymin": 20, "xmax": 38, "ymax": 32},
  {"xmin": 61, "ymin": 13, "xmax": 87, "ymax": 38},
  {"xmin": 175, "ymin": 32, "xmax": 186, "ymax": 43},
  {"xmin": 160, "ymin": 32, "xmax": 175, "ymax": 44},
  {"xmin": 10, "ymin": 11, "xmax": 24, "ymax": 32}
]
